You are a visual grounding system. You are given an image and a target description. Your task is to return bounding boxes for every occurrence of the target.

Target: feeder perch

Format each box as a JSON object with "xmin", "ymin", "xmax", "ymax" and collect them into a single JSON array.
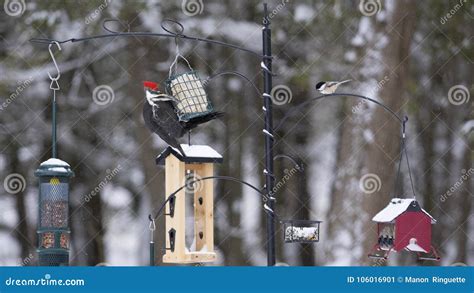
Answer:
[
  {"xmin": 156, "ymin": 144, "xmax": 223, "ymax": 264},
  {"xmin": 368, "ymin": 198, "xmax": 440, "ymax": 261},
  {"xmin": 35, "ymin": 158, "xmax": 74, "ymax": 266},
  {"xmin": 283, "ymin": 220, "xmax": 322, "ymax": 243}
]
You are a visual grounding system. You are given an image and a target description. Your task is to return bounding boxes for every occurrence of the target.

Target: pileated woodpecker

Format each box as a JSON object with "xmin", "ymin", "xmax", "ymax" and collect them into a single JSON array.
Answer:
[{"xmin": 142, "ymin": 81, "xmax": 222, "ymax": 154}]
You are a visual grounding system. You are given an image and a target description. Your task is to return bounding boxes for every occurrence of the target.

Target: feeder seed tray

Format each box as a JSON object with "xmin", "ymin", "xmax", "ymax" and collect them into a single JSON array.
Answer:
[{"xmin": 282, "ymin": 220, "xmax": 322, "ymax": 243}]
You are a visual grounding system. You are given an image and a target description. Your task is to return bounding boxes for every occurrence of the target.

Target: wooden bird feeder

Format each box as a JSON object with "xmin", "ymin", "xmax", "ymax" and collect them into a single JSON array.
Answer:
[
  {"xmin": 368, "ymin": 198, "xmax": 440, "ymax": 261},
  {"xmin": 156, "ymin": 144, "xmax": 223, "ymax": 264}
]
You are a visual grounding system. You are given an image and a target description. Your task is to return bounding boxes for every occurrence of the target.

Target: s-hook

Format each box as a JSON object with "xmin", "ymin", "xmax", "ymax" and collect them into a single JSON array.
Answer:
[
  {"xmin": 48, "ymin": 41, "xmax": 61, "ymax": 158},
  {"xmin": 48, "ymin": 41, "xmax": 61, "ymax": 91}
]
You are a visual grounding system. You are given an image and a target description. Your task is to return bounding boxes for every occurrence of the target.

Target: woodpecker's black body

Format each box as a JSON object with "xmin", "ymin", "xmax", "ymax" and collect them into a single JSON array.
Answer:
[
  {"xmin": 142, "ymin": 100, "xmax": 185, "ymax": 150},
  {"xmin": 142, "ymin": 81, "xmax": 222, "ymax": 155}
]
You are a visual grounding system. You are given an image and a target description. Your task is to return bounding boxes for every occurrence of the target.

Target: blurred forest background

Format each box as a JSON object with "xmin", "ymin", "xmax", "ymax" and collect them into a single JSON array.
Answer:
[{"xmin": 0, "ymin": 0, "xmax": 472, "ymax": 266}]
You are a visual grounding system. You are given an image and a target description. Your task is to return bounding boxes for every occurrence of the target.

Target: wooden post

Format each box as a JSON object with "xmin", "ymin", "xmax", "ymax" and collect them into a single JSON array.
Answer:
[
  {"xmin": 163, "ymin": 155, "xmax": 186, "ymax": 263},
  {"xmin": 194, "ymin": 163, "xmax": 214, "ymax": 253}
]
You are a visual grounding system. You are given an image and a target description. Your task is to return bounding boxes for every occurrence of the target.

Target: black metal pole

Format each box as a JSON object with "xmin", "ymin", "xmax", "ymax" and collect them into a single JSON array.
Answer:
[
  {"xmin": 52, "ymin": 90, "xmax": 57, "ymax": 158},
  {"xmin": 262, "ymin": 3, "xmax": 276, "ymax": 266}
]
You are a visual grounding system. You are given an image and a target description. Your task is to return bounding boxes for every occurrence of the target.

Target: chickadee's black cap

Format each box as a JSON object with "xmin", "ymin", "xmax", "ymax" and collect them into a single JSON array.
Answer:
[{"xmin": 315, "ymin": 81, "xmax": 325, "ymax": 90}]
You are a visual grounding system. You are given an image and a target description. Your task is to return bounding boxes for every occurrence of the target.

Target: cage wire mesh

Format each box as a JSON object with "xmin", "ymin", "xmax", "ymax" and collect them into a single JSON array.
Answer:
[
  {"xmin": 40, "ymin": 178, "xmax": 68, "ymax": 228},
  {"xmin": 38, "ymin": 176, "xmax": 71, "ymax": 266},
  {"xmin": 167, "ymin": 71, "xmax": 213, "ymax": 121}
]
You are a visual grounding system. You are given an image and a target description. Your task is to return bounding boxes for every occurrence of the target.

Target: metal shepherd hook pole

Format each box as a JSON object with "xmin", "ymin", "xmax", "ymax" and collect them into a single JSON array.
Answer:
[{"xmin": 262, "ymin": 3, "xmax": 276, "ymax": 266}]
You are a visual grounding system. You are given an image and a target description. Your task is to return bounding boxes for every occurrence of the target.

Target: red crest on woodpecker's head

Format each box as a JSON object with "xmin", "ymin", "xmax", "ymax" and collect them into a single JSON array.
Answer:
[{"xmin": 143, "ymin": 81, "xmax": 159, "ymax": 90}]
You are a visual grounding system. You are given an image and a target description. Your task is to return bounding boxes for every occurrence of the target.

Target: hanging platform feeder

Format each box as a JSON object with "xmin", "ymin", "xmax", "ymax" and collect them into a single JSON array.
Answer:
[
  {"xmin": 368, "ymin": 198, "xmax": 440, "ymax": 261},
  {"xmin": 283, "ymin": 220, "xmax": 322, "ymax": 243}
]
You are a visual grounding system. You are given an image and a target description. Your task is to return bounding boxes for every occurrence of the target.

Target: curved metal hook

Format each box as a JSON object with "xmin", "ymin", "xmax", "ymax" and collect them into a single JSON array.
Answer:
[
  {"xmin": 47, "ymin": 41, "xmax": 61, "ymax": 81},
  {"xmin": 274, "ymin": 93, "xmax": 404, "ymax": 131},
  {"xmin": 149, "ymin": 175, "xmax": 272, "ymax": 221},
  {"xmin": 204, "ymin": 71, "xmax": 262, "ymax": 96},
  {"xmin": 274, "ymin": 154, "xmax": 304, "ymax": 172},
  {"xmin": 161, "ymin": 19, "xmax": 185, "ymax": 37},
  {"xmin": 103, "ymin": 19, "xmax": 130, "ymax": 34}
]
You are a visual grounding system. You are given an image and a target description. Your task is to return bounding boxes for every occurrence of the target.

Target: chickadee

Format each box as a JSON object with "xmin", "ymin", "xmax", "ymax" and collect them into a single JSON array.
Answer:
[{"xmin": 315, "ymin": 79, "xmax": 351, "ymax": 94}]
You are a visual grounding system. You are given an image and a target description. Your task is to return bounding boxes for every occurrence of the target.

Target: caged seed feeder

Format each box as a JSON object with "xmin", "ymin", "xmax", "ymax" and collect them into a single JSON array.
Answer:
[
  {"xmin": 165, "ymin": 42, "xmax": 216, "ymax": 122},
  {"xmin": 34, "ymin": 42, "xmax": 74, "ymax": 266},
  {"xmin": 35, "ymin": 158, "xmax": 74, "ymax": 266}
]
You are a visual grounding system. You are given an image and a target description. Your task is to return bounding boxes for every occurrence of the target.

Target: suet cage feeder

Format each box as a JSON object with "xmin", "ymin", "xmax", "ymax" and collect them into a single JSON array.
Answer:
[
  {"xmin": 156, "ymin": 144, "xmax": 222, "ymax": 264},
  {"xmin": 368, "ymin": 198, "xmax": 440, "ymax": 261},
  {"xmin": 166, "ymin": 71, "xmax": 214, "ymax": 122},
  {"xmin": 35, "ymin": 158, "xmax": 74, "ymax": 266},
  {"xmin": 283, "ymin": 220, "xmax": 322, "ymax": 243}
]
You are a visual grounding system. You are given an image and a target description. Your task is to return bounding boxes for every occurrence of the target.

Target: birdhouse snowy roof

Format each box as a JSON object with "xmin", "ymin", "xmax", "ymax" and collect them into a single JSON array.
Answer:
[
  {"xmin": 156, "ymin": 144, "xmax": 223, "ymax": 165},
  {"xmin": 372, "ymin": 198, "xmax": 436, "ymax": 224}
]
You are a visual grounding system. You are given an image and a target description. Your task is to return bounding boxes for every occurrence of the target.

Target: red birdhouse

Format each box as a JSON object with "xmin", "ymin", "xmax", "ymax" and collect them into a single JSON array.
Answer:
[{"xmin": 368, "ymin": 198, "xmax": 440, "ymax": 261}]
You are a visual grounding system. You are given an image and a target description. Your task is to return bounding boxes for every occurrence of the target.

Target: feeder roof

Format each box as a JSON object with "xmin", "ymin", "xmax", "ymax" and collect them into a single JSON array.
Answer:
[
  {"xmin": 35, "ymin": 158, "xmax": 74, "ymax": 177},
  {"xmin": 156, "ymin": 144, "xmax": 223, "ymax": 165},
  {"xmin": 372, "ymin": 198, "xmax": 436, "ymax": 224}
]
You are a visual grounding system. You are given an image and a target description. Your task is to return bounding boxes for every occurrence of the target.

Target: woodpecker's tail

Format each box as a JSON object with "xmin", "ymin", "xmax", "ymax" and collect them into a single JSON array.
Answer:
[{"xmin": 182, "ymin": 111, "xmax": 224, "ymax": 131}]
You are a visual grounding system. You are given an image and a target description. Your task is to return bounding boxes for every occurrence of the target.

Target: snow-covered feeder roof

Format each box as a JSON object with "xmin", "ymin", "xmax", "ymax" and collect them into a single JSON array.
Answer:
[
  {"xmin": 372, "ymin": 198, "xmax": 436, "ymax": 224},
  {"xmin": 156, "ymin": 144, "xmax": 223, "ymax": 165},
  {"xmin": 35, "ymin": 158, "xmax": 74, "ymax": 177}
]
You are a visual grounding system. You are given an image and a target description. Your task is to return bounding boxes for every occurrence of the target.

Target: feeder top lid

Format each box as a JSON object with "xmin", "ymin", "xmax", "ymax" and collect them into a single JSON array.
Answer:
[
  {"xmin": 372, "ymin": 198, "xmax": 436, "ymax": 224},
  {"xmin": 35, "ymin": 158, "xmax": 74, "ymax": 177},
  {"xmin": 40, "ymin": 158, "xmax": 71, "ymax": 167},
  {"xmin": 156, "ymin": 144, "xmax": 223, "ymax": 165}
]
